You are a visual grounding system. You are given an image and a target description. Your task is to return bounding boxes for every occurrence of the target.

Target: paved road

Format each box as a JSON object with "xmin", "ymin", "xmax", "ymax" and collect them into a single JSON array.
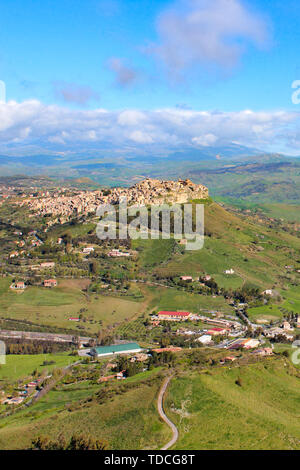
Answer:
[{"xmin": 157, "ymin": 376, "xmax": 179, "ymax": 451}]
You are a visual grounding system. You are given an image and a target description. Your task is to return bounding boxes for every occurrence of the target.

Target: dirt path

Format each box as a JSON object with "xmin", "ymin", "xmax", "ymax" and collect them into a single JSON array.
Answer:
[{"xmin": 157, "ymin": 376, "xmax": 179, "ymax": 450}]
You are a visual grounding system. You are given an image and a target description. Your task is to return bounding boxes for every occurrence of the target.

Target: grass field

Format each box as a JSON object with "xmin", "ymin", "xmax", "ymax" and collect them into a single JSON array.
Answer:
[
  {"xmin": 0, "ymin": 278, "xmax": 145, "ymax": 333},
  {"xmin": 0, "ymin": 353, "xmax": 77, "ymax": 382},
  {"xmin": 247, "ymin": 304, "xmax": 283, "ymax": 322},
  {"xmin": 132, "ymin": 239, "xmax": 176, "ymax": 268},
  {"xmin": 165, "ymin": 358, "xmax": 300, "ymax": 450},
  {"xmin": 281, "ymin": 286, "xmax": 300, "ymax": 313},
  {"xmin": 0, "ymin": 368, "xmax": 169, "ymax": 450},
  {"xmin": 145, "ymin": 286, "xmax": 235, "ymax": 314}
]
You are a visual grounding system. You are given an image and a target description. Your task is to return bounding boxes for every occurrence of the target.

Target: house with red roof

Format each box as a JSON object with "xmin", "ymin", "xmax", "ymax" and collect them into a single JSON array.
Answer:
[
  {"xmin": 44, "ymin": 279, "xmax": 57, "ymax": 288},
  {"xmin": 157, "ymin": 311, "xmax": 191, "ymax": 321}
]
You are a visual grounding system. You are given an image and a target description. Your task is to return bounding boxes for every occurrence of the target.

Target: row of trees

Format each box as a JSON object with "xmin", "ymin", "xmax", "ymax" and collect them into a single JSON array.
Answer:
[{"xmin": 31, "ymin": 434, "xmax": 109, "ymax": 450}]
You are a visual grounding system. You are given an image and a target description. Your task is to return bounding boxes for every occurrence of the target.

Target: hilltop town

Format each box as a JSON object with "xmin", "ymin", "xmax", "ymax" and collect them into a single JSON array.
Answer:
[{"xmin": 13, "ymin": 178, "xmax": 209, "ymax": 220}]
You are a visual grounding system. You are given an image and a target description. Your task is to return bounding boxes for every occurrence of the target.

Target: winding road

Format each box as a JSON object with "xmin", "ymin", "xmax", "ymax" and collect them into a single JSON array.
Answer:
[{"xmin": 157, "ymin": 376, "xmax": 179, "ymax": 450}]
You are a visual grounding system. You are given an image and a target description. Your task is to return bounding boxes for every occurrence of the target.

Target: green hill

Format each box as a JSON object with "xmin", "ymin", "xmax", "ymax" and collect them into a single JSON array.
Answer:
[
  {"xmin": 136, "ymin": 201, "xmax": 300, "ymax": 291},
  {"xmin": 166, "ymin": 358, "xmax": 300, "ymax": 450},
  {"xmin": 0, "ymin": 356, "xmax": 299, "ymax": 450}
]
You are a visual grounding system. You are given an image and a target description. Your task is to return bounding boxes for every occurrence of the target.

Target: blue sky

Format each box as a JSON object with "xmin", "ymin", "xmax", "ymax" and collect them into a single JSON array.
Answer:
[{"xmin": 1, "ymin": 0, "xmax": 300, "ymax": 155}]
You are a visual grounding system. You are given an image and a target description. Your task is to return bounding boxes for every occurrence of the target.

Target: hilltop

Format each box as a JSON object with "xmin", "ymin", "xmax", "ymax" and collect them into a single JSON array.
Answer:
[{"xmin": 11, "ymin": 178, "xmax": 209, "ymax": 220}]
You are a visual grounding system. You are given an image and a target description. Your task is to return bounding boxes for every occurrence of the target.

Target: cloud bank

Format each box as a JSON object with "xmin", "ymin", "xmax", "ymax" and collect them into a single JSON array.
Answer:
[
  {"xmin": 0, "ymin": 100, "xmax": 298, "ymax": 155},
  {"xmin": 151, "ymin": 0, "xmax": 270, "ymax": 75}
]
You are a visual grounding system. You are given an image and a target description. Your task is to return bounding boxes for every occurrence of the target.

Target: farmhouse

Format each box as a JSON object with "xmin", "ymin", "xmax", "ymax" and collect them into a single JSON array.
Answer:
[
  {"xmin": 262, "ymin": 289, "xmax": 274, "ymax": 296},
  {"xmin": 99, "ymin": 371, "xmax": 125, "ymax": 383},
  {"xmin": 16, "ymin": 281, "xmax": 26, "ymax": 290},
  {"xmin": 40, "ymin": 262, "xmax": 55, "ymax": 268},
  {"xmin": 10, "ymin": 281, "xmax": 26, "ymax": 290},
  {"xmin": 207, "ymin": 327, "xmax": 230, "ymax": 336},
  {"xmin": 82, "ymin": 247, "xmax": 94, "ymax": 254},
  {"xmin": 282, "ymin": 321, "xmax": 293, "ymax": 331},
  {"xmin": 157, "ymin": 311, "xmax": 191, "ymax": 321},
  {"xmin": 44, "ymin": 279, "xmax": 57, "ymax": 288},
  {"xmin": 180, "ymin": 276, "xmax": 193, "ymax": 281},
  {"xmin": 251, "ymin": 348, "xmax": 273, "ymax": 357},
  {"xmin": 4, "ymin": 396, "xmax": 24, "ymax": 405},
  {"xmin": 107, "ymin": 249, "xmax": 130, "ymax": 258},
  {"xmin": 90, "ymin": 342, "xmax": 143, "ymax": 358}
]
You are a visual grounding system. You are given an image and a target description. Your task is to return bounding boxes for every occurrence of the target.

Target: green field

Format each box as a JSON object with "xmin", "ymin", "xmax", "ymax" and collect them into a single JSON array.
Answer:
[
  {"xmin": 146, "ymin": 285, "xmax": 234, "ymax": 314},
  {"xmin": 281, "ymin": 286, "xmax": 300, "ymax": 313},
  {"xmin": 0, "ymin": 368, "xmax": 169, "ymax": 450},
  {"xmin": 132, "ymin": 238, "xmax": 176, "ymax": 268},
  {"xmin": 247, "ymin": 304, "xmax": 284, "ymax": 322},
  {"xmin": 0, "ymin": 353, "xmax": 77, "ymax": 382},
  {"xmin": 0, "ymin": 278, "xmax": 144, "ymax": 334},
  {"xmin": 165, "ymin": 358, "xmax": 300, "ymax": 450}
]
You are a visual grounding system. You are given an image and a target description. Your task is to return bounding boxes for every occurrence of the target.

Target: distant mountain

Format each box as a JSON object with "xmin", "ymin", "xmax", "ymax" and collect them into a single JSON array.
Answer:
[{"xmin": 1, "ymin": 145, "xmax": 300, "ymax": 206}]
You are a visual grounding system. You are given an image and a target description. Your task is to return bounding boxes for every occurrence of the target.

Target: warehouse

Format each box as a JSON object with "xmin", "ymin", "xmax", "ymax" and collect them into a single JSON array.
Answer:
[{"xmin": 90, "ymin": 342, "xmax": 143, "ymax": 358}]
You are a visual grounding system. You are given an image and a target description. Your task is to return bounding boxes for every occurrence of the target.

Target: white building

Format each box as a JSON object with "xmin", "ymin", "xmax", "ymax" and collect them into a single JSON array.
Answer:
[{"xmin": 196, "ymin": 335, "xmax": 212, "ymax": 345}]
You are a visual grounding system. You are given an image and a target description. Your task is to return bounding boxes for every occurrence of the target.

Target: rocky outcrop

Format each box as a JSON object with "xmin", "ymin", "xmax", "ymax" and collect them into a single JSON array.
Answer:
[{"xmin": 123, "ymin": 178, "xmax": 209, "ymax": 205}]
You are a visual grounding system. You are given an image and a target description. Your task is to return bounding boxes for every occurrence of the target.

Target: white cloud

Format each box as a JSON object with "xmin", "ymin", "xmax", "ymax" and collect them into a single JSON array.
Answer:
[
  {"xmin": 117, "ymin": 110, "xmax": 146, "ymax": 126},
  {"xmin": 192, "ymin": 134, "xmax": 217, "ymax": 146},
  {"xmin": 129, "ymin": 130, "xmax": 154, "ymax": 144},
  {"xmin": 0, "ymin": 100, "xmax": 299, "ymax": 154},
  {"xmin": 151, "ymin": 0, "xmax": 270, "ymax": 75}
]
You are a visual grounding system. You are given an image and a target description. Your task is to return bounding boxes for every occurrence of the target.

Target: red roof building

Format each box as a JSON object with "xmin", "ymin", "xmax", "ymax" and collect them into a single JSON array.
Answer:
[
  {"xmin": 157, "ymin": 311, "xmax": 191, "ymax": 321},
  {"xmin": 44, "ymin": 279, "xmax": 57, "ymax": 288}
]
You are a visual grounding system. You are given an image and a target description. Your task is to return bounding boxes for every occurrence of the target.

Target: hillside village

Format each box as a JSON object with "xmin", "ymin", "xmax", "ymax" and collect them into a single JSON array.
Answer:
[{"xmin": 13, "ymin": 178, "xmax": 209, "ymax": 221}]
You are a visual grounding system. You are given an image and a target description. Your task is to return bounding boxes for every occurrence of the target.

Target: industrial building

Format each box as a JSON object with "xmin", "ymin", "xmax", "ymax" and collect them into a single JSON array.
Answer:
[{"xmin": 90, "ymin": 342, "xmax": 143, "ymax": 358}]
